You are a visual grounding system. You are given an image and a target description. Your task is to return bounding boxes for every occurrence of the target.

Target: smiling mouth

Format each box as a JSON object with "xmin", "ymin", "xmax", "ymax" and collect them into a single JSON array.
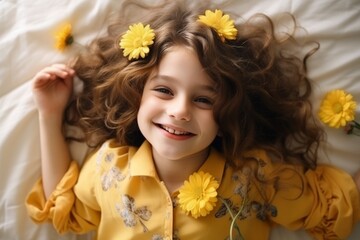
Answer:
[{"xmin": 157, "ymin": 124, "xmax": 193, "ymax": 136}]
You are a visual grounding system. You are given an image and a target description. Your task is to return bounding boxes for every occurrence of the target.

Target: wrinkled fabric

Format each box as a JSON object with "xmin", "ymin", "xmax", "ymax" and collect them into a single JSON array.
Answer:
[{"xmin": 26, "ymin": 140, "xmax": 360, "ymax": 240}]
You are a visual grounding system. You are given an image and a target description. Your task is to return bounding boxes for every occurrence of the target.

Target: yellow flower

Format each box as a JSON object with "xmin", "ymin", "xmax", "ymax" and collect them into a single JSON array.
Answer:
[
  {"xmin": 198, "ymin": 9, "xmax": 238, "ymax": 42},
  {"xmin": 178, "ymin": 171, "xmax": 219, "ymax": 219},
  {"xmin": 318, "ymin": 89, "xmax": 357, "ymax": 128},
  {"xmin": 119, "ymin": 23, "xmax": 155, "ymax": 60},
  {"xmin": 54, "ymin": 23, "xmax": 74, "ymax": 52}
]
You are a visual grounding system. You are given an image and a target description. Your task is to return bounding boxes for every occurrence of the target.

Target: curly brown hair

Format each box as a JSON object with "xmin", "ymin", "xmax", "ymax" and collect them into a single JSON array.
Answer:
[{"xmin": 65, "ymin": 0, "xmax": 324, "ymax": 170}]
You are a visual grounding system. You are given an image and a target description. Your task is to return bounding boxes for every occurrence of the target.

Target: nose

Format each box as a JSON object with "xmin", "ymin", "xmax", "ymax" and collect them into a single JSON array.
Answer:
[{"xmin": 167, "ymin": 95, "xmax": 191, "ymax": 121}]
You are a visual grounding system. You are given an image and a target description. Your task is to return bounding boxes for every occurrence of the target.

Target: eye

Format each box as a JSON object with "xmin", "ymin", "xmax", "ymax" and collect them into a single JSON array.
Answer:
[
  {"xmin": 194, "ymin": 96, "xmax": 214, "ymax": 109},
  {"xmin": 152, "ymin": 87, "xmax": 173, "ymax": 98},
  {"xmin": 154, "ymin": 87, "xmax": 172, "ymax": 94}
]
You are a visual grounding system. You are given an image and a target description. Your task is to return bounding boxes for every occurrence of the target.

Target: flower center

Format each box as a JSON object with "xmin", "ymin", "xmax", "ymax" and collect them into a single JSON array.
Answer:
[
  {"xmin": 332, "ymin": 103, "xmax": 343, "ymax": 114},
  {"xmin": 194, "ymin": 186, "xmax": 204, "ymax": 199},
  {"xmin": 134, "ymin": 37, "xmax": 143, "ymax": 47},
  {"xmin": 65, "ymin": 35, "xmax": 73, "ymax": 46}
]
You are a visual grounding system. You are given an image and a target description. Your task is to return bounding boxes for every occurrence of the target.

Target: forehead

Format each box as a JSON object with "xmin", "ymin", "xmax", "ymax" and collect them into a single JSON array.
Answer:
[{"xmin": 155, "ymin": 46, "xmax": 214, "ymax": 87}]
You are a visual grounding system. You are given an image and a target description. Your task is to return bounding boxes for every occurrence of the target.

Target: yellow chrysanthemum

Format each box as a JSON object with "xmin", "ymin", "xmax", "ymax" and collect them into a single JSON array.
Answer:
[
  {"xmin": 178, "ymin": 171, "xmax": 219, "ymax": 219},
  {"xmin": 198, "ymin": 9, "xmax": 238, "ymax": 42},
  {"xmin": 318, "ymin": 89, "xmax": 357, "ymax": 128},
  {"xmin": 54, "ymin": 23, "xmax": 74, "ymax": 52},
  {"xmin": 119, "ymin": 23, "xmax": 155, "ymax": 60}
]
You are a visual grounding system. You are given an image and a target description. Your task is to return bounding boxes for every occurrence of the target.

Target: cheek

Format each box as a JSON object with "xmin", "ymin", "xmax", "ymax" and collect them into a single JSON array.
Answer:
[
  {"xmin": 209, "ymin": 114, "xmax": 219, "ymax": 135},
  {"xmin": 137, "ymin": 95, "xmax": 161, "ymax": 123},
  {"xmin": 137, "ymin": 103, "xmax": 151, "ymax": 139},
  {"xmin": 137, "ymin": 96, "xmax": 149, "ymax": 126},
  {"xmin": 139, "ymin": 95, "xmax": 159, "ymax": 113},
  {"xmin": 202, "ymin": 112, "xmax": 219, "ymax": 137},
  {"xmin": 210, "ymin": 122, "xmax": 219, "ymax": 138}
]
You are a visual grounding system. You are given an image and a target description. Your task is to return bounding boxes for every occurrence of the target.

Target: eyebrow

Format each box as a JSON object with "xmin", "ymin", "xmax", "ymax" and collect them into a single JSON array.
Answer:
[{"xmin": 150, "ymin": 74, "xmax": 217, "ymax": 93}]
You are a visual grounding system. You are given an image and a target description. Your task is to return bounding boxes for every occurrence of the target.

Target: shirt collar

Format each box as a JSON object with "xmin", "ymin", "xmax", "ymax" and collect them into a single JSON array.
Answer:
[
  {"xmin": 129, "ymin": 141, "xmax": 157, "ymax": 177},
  {"xmin": 129, "ymin": 141, "xmax": 226, "ymax": 182},
  {"xmin": 197, "ymin": 148, "xmax": 226, "ymax": 183}
]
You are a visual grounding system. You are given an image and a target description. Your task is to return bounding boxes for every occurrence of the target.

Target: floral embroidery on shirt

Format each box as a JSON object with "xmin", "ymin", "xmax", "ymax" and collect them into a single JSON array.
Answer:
[
  {"xmin": 232, "ymin": 167, "xmax": 251, "ymax": 199},
  {"xmin": 95, "ymin": 142, "xmax": 108, "ymax": 168},
  {"xmin": 251, "ymin": 157, "xmax": 278, "ymax": 220},
  {"xmin": 215, "ymin": 198, "xmax": 248, "ymax": 220},
  {"xmin": 216, "ymin": 161, "xmax": 279, "ymax": 223},
  {"xmin": 152, "ymin": 235, "xmax": 163, "ymax": 240},
  {"xmin": 251, "ymin": 201, "xmax": 277, "ymax": 221},
  {"xmin": 116, "ymin": 194, "xmax": 152, "ymax": 232},
  {"xmin": 101, "ymin": 166, "xmax": 126, "ymax": 191},
  {"xmin": 104, "ymin": 152, "xmax": 115, "ymax": 162},
  {"xmin": 151, "ymin": 231, "xmax": 180, "ymax": 240},
  {"xmin": 215, "ymin": 167, "xmax": 252, "ymax": 219}
]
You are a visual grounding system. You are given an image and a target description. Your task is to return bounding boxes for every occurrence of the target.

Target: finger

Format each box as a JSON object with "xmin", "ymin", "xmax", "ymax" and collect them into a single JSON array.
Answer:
[
  {"xmin": 32, "ymin": 72, "xmax": 52, "ymax": 87},
  {"xmin": 62, "ymin": 74, "xmax": 74, "ymax": 88},
  {"xmin": 51, "ymin": 64, "xmax": 75, "ymax": 75},
  {"xmin": 33, "ymin": 71, "xmax": 50, "ymax": 80},
  {"xmin": 40, "ymin": 66, "xmax": 73, "ymax": 80}
]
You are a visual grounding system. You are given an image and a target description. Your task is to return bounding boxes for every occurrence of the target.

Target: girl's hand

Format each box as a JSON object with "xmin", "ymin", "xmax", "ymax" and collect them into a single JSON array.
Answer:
[{"xmin": 32, "ymin": 64, "xmax": 75, "ymax": 118}]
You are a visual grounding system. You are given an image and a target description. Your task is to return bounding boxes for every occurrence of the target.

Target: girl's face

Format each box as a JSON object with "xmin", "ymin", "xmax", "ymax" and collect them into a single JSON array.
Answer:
[{"xmin": 137, "ymin": 46, "xmax": 219, "ymax": 162}]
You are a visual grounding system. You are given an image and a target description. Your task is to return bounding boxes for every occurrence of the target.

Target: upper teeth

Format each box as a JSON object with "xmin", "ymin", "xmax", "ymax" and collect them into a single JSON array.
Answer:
[{"xmin": 163, "ymin": 126, "xmax": 189, "ymax": 135}]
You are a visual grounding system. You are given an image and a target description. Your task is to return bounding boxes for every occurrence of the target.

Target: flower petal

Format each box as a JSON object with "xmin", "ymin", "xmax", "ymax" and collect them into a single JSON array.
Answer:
[
  {"xmin": 318, "ymin": 89, "xmax": 357, "ymax": 128},
  {"xmin": 198, "ymin": 9, "xmax": 237, "ymax": 42},
  {"xmin": 177, "ymin": 171, "xmax": 219, "ymax": 218},
  {"xmin": 54, "ymin": 23, "xmax": 73, "ymax": 52},
  {"xmin": 119, "ymin": 23, "xmax": 155, "ymax": 60}
]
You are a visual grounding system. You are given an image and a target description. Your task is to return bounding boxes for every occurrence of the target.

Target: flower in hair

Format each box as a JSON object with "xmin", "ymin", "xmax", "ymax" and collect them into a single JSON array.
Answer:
[
  {"xmin": 119, "ymin": 23, "xmax": 155, "ymax": 60},
  {"xmin": 178, "ymin": 171, "xmax": 219, "ymax": 218},
  {"xmin": 54, "ymin": 23, "xmax": 74, "ymax": 51},
  {"xmin": 198, "ymin": 9, "xmax": 237, "ymax": 42},
  {"xmin": 318, "ymin": 89, "xmax": 357, "ymax": 128}
]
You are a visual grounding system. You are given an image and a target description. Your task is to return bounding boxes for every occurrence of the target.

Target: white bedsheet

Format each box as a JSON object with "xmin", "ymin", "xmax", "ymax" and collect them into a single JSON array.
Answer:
[{"xmin": 1, "ymin": 0, "xmax": 359, "ymax": 239}]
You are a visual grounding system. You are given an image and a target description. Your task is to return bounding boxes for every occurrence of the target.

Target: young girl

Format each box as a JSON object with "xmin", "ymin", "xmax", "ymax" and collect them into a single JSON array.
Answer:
[{"xmin": 26, "ymin": 0, "xmax": 360, "ymax": 239}]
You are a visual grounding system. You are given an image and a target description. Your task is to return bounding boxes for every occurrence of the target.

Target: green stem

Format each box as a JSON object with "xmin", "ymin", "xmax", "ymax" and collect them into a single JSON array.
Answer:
[
  {"xmin": 232, "ymin": 199, "xmax": 246, "ymax": 240},
  {"xmin": 353, "ymin": 120, "xmax": 360, "ymax": 128},
  {"xmin": 219, "ymin": 198, "xmax": 236, "ymax": 240},
  {"xmin": 351, "ymin": 121, "xmax": 360, "ymax": 136},
  {"xmin": 219, "ymin": 197, "xmax": 246, "ymax": 240}
]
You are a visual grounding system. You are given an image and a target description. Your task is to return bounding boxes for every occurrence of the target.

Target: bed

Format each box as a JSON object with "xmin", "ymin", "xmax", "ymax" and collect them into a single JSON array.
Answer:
[{"xmin": 0, "ymin": 0, "xmax": 359, "ymax": 239}]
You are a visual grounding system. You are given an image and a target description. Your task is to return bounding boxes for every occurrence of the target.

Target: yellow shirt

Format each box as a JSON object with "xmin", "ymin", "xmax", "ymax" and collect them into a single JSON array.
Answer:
[{"xmin": 26, "ymin": 140, "xmax": 360, "ymax": 240}]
